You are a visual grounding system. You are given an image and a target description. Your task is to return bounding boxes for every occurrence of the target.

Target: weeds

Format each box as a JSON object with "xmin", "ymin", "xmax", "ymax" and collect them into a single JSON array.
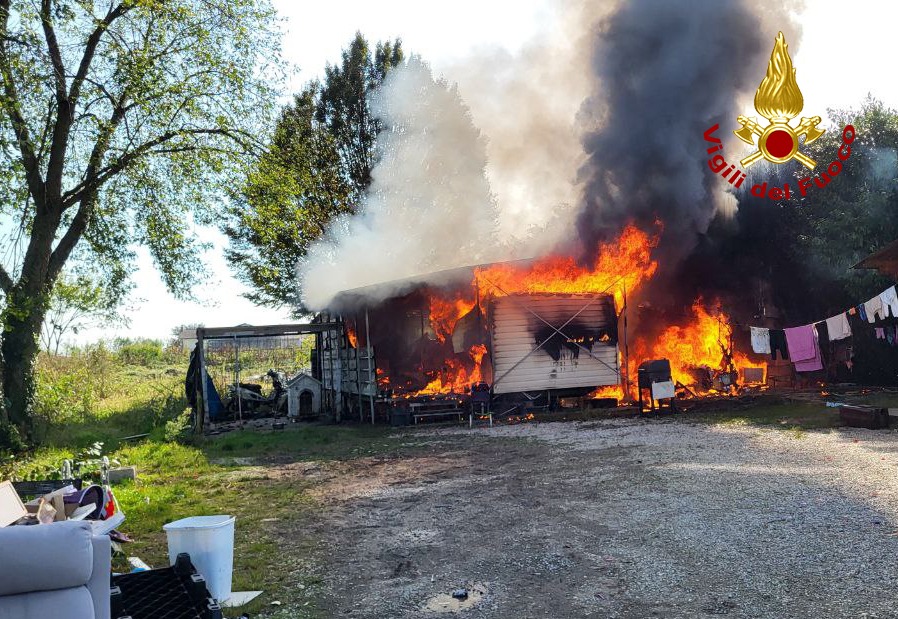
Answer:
[{"xmin": 31, "ymin": 343, "xmax": 188, "ymax": 448}]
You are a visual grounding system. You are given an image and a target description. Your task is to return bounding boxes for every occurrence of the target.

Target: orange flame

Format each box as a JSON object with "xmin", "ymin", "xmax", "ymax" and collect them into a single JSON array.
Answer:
[
  {"xmin": 429, "ymin": 295, "xmax": 476, "ymax": 343},
  {"xmin": 633, "ymin": 301, "xmax": 727, "ymax": 386},
  {"xmin": 392, "ymin": 223, "xmax": 766, "ymax": 400},
  {"xmin": 416, "ymin": 343, "xmax": 488, "ymax": 395},
  {"xmin": 630, "ymin": 301, "xmax": 767, "ymax": 395},
  {"xmin": 589, "ymin": 384, "xmax": 626, "ymax": 401},
  {"xmin": 474, "ymin": 223, "xmax": 659, "ymax": 309}
]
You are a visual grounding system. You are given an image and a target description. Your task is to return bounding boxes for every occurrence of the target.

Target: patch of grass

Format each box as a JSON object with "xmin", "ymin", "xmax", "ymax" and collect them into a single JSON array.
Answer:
[
  {"xmin": 786, "ymin": 426, "xmax": 806, "ymax": 440},
  {"xmin": 30, "ymin": 344, "xmax": 188, "ymax": 450},
  {"xmin": 5, "ymin": 344, "xmax": 412, "ymax": 617},
  {"xmin": 689, "ymin": 400, "xmax": 840, "ymax": 430},
  {"xmin": 845, "ymin": 392, "xmax": 898, "ymax": 409},
  {"xmin": 117, "ymin": 426, "xmax": 403, "ymax": 616},
  {"xmin": 205, "ymin": 424, "xmax": 397, "ymax": 461}
]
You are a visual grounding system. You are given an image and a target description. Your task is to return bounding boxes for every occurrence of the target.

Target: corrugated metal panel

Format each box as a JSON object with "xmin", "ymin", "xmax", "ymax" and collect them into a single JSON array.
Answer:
[{"xmin": 491, "ymin": 294, "xmax": 619, "ymax": 394}]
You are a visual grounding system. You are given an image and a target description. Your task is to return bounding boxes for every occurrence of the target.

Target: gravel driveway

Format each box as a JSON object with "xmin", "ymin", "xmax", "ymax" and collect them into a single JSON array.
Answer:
[{"xmin": 316, "ymin": 418, "xmax": 898, "ymax": 618}]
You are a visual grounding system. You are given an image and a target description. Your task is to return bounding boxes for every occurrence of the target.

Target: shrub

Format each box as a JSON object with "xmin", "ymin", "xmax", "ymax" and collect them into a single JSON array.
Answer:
[
  {"xmin": 164, "ymin": 409, "xmax": 195, "ymax": 445},
  {"xmin": 34, "ymin": 355, "xmax": 95, "ymax": 426},
  {"xmin": 115, "ymin": 339, "xmax": 164, "ymax": 367}
]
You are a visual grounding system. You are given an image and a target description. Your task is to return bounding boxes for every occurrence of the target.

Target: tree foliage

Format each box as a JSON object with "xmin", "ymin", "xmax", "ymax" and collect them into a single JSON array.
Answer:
[
  {"xmin": 0, "ymin": 0, "xmax": 282, "ymax": 449},
  {"xmin": 40, "ymin": 273, "xmax": 125, "ymax": 355},
  {"xmin": 225, "ymin": 32, "xmax": 403, "ymax": 310}
]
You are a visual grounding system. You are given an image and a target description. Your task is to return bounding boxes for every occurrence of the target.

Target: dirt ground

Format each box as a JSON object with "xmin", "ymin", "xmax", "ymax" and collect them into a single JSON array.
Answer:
[{"xmin": 281, "ymin": 418, "xmax": 898, "ymax": 618}]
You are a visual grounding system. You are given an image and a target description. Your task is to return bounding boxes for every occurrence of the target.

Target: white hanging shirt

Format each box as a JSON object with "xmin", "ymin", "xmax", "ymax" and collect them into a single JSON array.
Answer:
[
  {"xmin": 865, "ymin": 295, "xmax": 885, "ymax": 323},
  {"xmin": 824, "ymin": 312, "xmax": 852, "ymax": 341},
  {"xmin": 750, "ymin": 326, "xmax": 771, "ymax": 355},
  {"xmin": 880, "ymin": 286, "xmax": 898, "ymax": 320}
]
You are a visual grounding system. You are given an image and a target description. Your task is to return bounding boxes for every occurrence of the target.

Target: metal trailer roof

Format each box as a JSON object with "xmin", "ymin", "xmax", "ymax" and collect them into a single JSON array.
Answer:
[
  {"xmin": 853, "ymin": 238, "xmax": 898, "ymax": 280},
  {"xmin": 491, "ymin": 293, "xmax": 620, "ymax": 394}
]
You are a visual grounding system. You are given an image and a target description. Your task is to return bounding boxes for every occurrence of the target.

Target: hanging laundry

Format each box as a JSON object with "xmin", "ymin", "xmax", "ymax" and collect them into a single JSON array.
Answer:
[
  {"xmin": 824, "ymin": 312, "xmax": 852, "ymax": 341},
  {"xmin": 815, "ymin": 321, "xmax": 831, "ymax": 365},
  {"xmin": 785, "ymin": 325, "xmax": 823, "ymax": 372},
  {"xmin": 864, "ymin": 295, "xmax": 885, "ymax": 323},
  {"xmin": 875, "ymin": 327, "xmax": 885, "ymax": 340},
  {"xmin": 881, "ymin": 285, "xmax": 898, "ymax": 319},
  {"xmin": 794, "ymin": 348, "xmax": 823, "ymax": 372},
  {"xmin": 857, "ymin": 304, "xmax": 867, "ymax": 322},
  {"xmin": 750, "ymin": 327, "xmax": 771, "ymax": 354},
  {"xmin": 768, "ymin": 329, "xmax": 789, "ymax": 360},
  {"xmin": 784, "ymin": 325, "xmax": 817, "ymax": 361},
  {"xmin": 848, "ymin": 307, "xmax": 857, "ymax": 316}
]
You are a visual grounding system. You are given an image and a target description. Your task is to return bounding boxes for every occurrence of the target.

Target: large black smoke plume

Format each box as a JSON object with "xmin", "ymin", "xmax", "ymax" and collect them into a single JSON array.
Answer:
[{"xmin": 576, "ymin": 0, "xmax": 798, "ymax": 272}]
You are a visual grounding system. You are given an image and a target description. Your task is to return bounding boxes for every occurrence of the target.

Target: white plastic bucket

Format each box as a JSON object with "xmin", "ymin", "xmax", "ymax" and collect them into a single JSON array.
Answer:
[{"xmin": 163, "ymin": 515, "xmax": 236, "ymax": 601}]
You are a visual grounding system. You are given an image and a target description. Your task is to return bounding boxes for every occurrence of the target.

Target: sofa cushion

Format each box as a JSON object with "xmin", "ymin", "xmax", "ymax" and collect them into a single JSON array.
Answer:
[
  {"xmin": 0, "ymin": 521, "xmax": 93, "ymax": 596},
  {"xmin": 0, "ymin": 587, "xmax": 95, "ymax": 619},
  {"xmin": 88, "ymin": 533, "xmax": 111, "ymax": 619}
]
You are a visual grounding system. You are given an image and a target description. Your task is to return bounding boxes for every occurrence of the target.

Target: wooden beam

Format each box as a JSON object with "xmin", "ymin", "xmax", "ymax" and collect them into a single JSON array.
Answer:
[{"xmin": 200, "ymin": 322, "xmax": 340, "ymax": 339}]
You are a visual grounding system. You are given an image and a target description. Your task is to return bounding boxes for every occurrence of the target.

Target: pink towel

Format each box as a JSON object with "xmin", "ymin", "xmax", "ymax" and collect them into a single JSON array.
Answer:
[
  {"xmin": 785, "ymin": 324, "xmax": 823, "ymax": 372},
  {"xmin": 784, "ymin": 325, "xmax": 817, "ymax": 362}
]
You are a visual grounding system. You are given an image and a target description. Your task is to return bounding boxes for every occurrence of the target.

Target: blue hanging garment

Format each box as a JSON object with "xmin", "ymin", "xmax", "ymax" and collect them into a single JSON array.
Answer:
[{"xmin": 204, "ymin": 372, "xmax": 225, "ymax": 421}]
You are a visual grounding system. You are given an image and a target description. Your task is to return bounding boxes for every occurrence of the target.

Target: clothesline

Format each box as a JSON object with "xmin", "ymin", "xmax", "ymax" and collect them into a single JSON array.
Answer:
[
  {"xmin": 750, "ymin": 284, "xmax": 898, "ymax": 332},
  {"xmin": 748, "ymin": 284, "xmax": 898, "ymax": 373}
]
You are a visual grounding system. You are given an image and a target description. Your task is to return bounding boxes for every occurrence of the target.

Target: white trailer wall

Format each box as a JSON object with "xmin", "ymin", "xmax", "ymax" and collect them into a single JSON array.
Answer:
[{"xmin": 491, "ymin": 294, "xmax": 620, "ymax": 394}]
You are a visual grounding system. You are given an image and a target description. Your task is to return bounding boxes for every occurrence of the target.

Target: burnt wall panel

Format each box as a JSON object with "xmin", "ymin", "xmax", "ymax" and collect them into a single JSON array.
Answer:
[{"xmin": 491, "ymin": 294, "xmax": 620, "ymax": 394}]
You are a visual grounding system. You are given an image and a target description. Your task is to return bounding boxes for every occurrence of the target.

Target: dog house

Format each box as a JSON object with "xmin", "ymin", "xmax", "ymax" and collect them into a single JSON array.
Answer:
[{"xmin": 287, "ymin": 373, "xmax": 322, "ymax": 418}]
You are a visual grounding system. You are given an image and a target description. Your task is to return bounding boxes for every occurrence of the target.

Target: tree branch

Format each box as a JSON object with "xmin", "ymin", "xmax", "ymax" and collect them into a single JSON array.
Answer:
[
  {"xmin": 45, "ymin": 1, "xmax": 131, "ymax": 200},
  {"xmin": 0, "ymin": 263, "xmax": 12, "ymax": 292},
  {"xmin": 47, "ymin": 197, "xmax": 90, "ymax": 282},
  {"xmin": 40, "ymin": 0, "xmax": 66, "ymax": 100},
  {"xmin": 69, "ymin": 2, "xmax": 131, "ymax": 106},
  {"xmin": 0, "ymin": 0, "xmax": 45, "ymax": 203},
  {"xmin": 61, "ymin": 127, "xmax": 255, "ymax": 208}
]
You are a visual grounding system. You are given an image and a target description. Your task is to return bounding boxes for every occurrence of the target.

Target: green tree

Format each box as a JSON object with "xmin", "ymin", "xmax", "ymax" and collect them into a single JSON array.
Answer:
[
  {"xmin": 786, "ymin": 97, "xmax": 898, "ymax": 305},
  {"xmin": 40, "ymin": 273, "xmax": 125, "ymax": 355},
  {"xmin": 225, "ymin": 33, "xmax": 402, "ymax": 309},
  {"xmin": 707, "ymin": 97, "xmax": 898, "ymax": 323},
  {"xmin": 0, "ymin": 0, "xmax": 281, "ymax": 450},
  {"xmin": 317, "ymin": 32, "xmax": 404, "ymax": 197}
]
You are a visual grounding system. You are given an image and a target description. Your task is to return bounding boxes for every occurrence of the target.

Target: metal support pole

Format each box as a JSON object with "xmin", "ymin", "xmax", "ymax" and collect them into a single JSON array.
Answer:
[
  {"xmin": 234, "ymin": 334, "xmax": 242, "ymax": 427},
  {"xmin": 328, "ymin": 318, "xmax": 338, "ymax": 422},
  {"xmin": 197, "ymin": 328, "xmax": 209, "ymax": 432},
  {"xmin": 354, "ymin": 315, "xmax": 363, "ymax": 422},
  {"xmin": 366, "ymin": 308, "xmax": 375, "ymax": 425},
  {"xmin": 419, "ymin": 307, "xmax": 425, "ymax": 377},
  {"xmin": 623, "ymin": 284, "xmax": 630, "ymax": 401}
]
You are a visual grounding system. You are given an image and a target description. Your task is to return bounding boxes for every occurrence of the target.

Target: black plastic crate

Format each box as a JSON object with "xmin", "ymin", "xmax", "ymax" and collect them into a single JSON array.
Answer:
[
  {"xmin": 13, "ymin": 478, "xmax": 82, "ymax": 500},
  {"xmin": 111, "ymin": 553, "xmax": 222, "ymax": 619}
]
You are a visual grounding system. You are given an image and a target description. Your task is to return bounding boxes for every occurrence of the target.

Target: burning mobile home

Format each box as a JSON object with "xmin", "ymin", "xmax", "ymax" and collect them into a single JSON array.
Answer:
[{"xmin": 312, "ymin": 225, "xmax": 768, "ymax": 420}]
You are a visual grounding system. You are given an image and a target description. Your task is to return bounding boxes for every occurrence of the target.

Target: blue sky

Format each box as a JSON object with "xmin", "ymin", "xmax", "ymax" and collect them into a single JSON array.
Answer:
[{"xmin": 52, "ymin": 0, "xmax": 898, "ymax": 343}]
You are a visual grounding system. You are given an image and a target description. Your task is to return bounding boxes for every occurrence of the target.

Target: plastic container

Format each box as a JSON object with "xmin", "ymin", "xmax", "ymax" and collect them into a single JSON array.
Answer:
[{"xmin": 163, "ymin": 515, "xmax": 235, "ymax": 602}]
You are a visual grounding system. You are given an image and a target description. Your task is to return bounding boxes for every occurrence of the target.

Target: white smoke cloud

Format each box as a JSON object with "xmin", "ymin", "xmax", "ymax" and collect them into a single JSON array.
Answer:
[
  {"xmin": 299, "ymin": 0, "xmax": 800, "ymax": 309},
  {"xmin": 445, "ymin": 1, "xmax": 601, "ymax": 255},
  {"xmin": 300, "ymin": 57, "xmax": 500, "ymax": 309}
]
